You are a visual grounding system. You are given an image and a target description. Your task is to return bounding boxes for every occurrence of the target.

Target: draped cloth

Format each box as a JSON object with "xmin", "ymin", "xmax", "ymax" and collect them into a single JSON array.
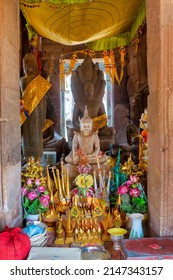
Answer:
[
  {"xmin": 20, "ymin": 75, "xmax": 51, "ymax": 126},
  {"xmin": 20, "ymin": 0, "xmax": 145, "ymax": 50}
]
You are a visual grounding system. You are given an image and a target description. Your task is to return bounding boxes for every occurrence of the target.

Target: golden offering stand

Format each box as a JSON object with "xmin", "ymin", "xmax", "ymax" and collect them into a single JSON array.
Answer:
[{"xmin": 42, "ymin": 158, "xmax": 127, "ymax": 247}]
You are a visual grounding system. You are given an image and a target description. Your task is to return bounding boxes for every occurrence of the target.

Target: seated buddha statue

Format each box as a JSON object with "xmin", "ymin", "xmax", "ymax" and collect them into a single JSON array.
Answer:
[{"xmin": 65, "ymin": 106, "xmax": 107, "ymax": 165}]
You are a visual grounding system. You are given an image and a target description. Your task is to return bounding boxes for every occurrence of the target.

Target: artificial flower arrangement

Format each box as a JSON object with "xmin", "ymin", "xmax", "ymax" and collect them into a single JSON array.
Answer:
[
  {"xmin": 116, "ymin": 175, "xmax": 148, "ymax": 214},
  {"xmin": 21, "ymin": 159, "xmax": 50, "ymax": 217},
  {"xmin": 72, "ymin": 151, "xmax": 94, "ymax": 196},
  {"xmin": 74, "ymin": 173, "xmax": 94, "ymax": 196}
]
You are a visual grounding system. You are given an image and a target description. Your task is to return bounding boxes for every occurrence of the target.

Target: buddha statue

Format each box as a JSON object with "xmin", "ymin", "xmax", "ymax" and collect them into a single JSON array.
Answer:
[
  {"xmin": 20, "ymin": 53, "xmax": 47, "ymax": 163},
  {"xmin": 65, "ymin": 106, "xmax": 107, "ymax": 165},
  {"xmin": 66, "ymin": 55, "xmax": 116, "ymax": 152}
]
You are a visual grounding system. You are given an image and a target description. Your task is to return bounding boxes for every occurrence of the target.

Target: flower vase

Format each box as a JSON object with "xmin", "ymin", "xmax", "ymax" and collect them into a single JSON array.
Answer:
[
  {"xmin": 26, "ymin": 213, "xmax": 40, "ymax": 223},
  {"xmin": 128, "ymin": 213, "xmax": 144, "ymax": 239}
]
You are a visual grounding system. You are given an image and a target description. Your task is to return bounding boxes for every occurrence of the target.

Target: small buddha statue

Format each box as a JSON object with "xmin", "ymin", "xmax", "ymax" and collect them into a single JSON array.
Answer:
[{"xmin": 65, "ymin": 106, "xmax": 107, "ymax": 165}]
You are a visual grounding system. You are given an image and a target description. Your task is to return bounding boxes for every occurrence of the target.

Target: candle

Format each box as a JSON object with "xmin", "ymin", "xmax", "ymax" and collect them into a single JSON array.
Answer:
[
  {"xmin": 52, "ymin": 168, "xmax": 58, "ymax": 191},
  {"xmin": 66, "ymin": 169, "xmax": 70, "ymax": 196},
  {"xmin": 61, "ymin": 159, "xmax": 64, "ymax": 173},
  {"xmin": 102, "ymin": 170, "xmax": 106, "ymax": 185},
  {"xmin": 46, "ymin": 166, "xmax": 53, "ymax": 202},
  {"xmin": 61, "ymin": 170, "xmax": 65, "ymax": 197},
  {"xmin": 107, "ymin": 170, "xmax": 111, "ymax": 195},
  {"xmin": 56, "ymin": 169, "xmax": 62, "ymax": 197},
  {"xmin": 96, "ymin": 156, "xmax": 100, "ymax": 170},
  {"xmin": 93, "ymin": 170, "xmax": 97, "ymax": 193},
  {"xmin": 99, "ymin": 170, "xmax": 103, "ymax": 194},
  {"xmin": 67, "ymin": 211, "xmax": 71, "ymax": 232}
]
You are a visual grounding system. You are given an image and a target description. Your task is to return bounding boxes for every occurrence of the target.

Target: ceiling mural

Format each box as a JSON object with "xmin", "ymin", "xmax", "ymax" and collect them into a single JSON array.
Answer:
[{"xmin": 20, "ymin": 0, "xmax": 146, "ymax": 50}]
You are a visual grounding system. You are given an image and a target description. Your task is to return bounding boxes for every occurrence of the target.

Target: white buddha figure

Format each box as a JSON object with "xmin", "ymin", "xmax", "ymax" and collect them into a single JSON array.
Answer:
[{"xmin": 65, "ymin": 106, "xmax": 107, "ymax": 165}]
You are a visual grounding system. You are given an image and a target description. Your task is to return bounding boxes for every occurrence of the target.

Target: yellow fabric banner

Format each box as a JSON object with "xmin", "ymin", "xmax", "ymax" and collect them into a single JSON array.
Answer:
[
  {"xmin": 20, "ymin": 75, "xmax": 51, "ymax": 126},
  {"xmin": 20, "ymin": 0, "xmax": 144, "ymax": 46}
]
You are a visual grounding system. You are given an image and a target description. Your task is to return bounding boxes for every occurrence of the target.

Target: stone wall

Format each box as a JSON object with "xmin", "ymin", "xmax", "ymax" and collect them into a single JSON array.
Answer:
[{"xmin": 0, "ymin": 0, "xmax": 22, "ymax": 230}]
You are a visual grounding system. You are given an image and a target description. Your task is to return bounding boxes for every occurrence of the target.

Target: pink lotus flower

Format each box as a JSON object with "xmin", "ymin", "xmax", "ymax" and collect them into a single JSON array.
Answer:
[
  {"xmin": 27, "ymin": 191, "xmax": 38, "ymax": 200},
  {"xmin": 129, "ymin": 187, "xmax": 140, "ymax": 197},
  {"xmin": 129, "ymin": 175, "xmax": 138, "ymax": 183},
  {"xmin": 39, "ymin": 194, "xmax": 50, "ymax": 207},
  {"xmin": 37, "ymin": 185, "xmax": 45, "ymax": 192},
  {"xmin": 35, "ymin": 178, "xmax": 40, "ymax": 186},
  {"xmin": 26, "ymin": 178, "xmax": 32, "ymax": 185},
  {"xmin": 124, "ymin": 180, "xmax": 132, "ymax": 187},
  {"xmin": 117, "ymin": 184, "xmax": 129, "ymax": 195},
  {"xmin": 21, "ymin": 187, "xmax": 28, "ymax": 196}
]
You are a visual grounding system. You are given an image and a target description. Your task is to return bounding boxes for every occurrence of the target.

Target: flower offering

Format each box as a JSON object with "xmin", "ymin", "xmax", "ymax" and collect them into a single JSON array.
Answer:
[
  {"xmin": 21, "ymin": 159, "xmax": 50, "ymax": 216},
  {"xmin": 116, "ymin": 175, "xmax": 148, "ymax": 214}
]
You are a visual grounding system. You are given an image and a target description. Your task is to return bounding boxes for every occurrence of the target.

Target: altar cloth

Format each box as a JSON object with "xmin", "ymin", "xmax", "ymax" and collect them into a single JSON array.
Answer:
[
  {"xmin": 120, "ymin": 237, "xmax": 173, "ymax": 260},
  {"xmin": 27, "ymin": 247, "xmax": 81, "ymax": 260}
]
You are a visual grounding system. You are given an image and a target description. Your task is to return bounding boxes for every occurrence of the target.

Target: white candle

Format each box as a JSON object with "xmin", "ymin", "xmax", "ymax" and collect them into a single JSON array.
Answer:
[
  {"xmin": 99, "ymin": 170, "xmax": 103, "ymax": 193},
  {"xmin": 96, "ymin": 156, "xmax": 100, "ymax": 170},
  {"xmin": 93, "ymin": 170, "xmax": 97, "ymax": 193},
  {"xmin": 107, "ymin": 170, "xmax": 111, "ymax": 195}
]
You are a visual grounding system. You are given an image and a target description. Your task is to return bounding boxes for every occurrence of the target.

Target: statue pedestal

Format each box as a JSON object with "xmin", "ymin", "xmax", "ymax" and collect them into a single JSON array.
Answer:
[{"xmin": 64, "ymin": 162, "xmax": 110, "ymax": 189}]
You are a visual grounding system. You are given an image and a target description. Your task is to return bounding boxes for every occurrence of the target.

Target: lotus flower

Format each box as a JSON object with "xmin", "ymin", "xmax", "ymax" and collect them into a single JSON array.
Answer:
[
  {"xmin": 129, "ymin": 188, "xmax": 140, "ymax": 197},
  {"xmin": 35, "ymin": 178, "xmax": 40, "ymax": 186},
  {"xmin": 26, "ymin": 178, "xmax": 32, "ymax": 185},
  {"xmin": 27, "ymin": 191, "xmax": 38, "ymax": 200},
  {"xmin": 117, "ymin": 184, "xmax": 129, "ymax": 195},
  {"xmin": 37, "ymin": 185, "xmax": 45, "ymax": 192},
  {"xmin": 39, "ymin": 194, "xmax": 50, "ymax": 207},
  {"xmin": 21, "ymin": 187, "xmax": 28, "ymax": 196}
]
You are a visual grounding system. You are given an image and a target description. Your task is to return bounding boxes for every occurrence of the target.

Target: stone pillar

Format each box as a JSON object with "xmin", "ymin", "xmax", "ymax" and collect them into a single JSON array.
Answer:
[
  {"xmin": 147, "ymin": 0, "xmax": 173, "ymax": 235},
  {"xmin": 0, "ymin": 0, "xmax": 22, "ymax": 230}
]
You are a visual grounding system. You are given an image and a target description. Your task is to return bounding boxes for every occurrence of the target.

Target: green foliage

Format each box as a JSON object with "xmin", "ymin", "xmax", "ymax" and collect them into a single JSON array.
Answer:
[{"xmin": 120, "ymin": 195, "xmax": 148, "ymax": 214}]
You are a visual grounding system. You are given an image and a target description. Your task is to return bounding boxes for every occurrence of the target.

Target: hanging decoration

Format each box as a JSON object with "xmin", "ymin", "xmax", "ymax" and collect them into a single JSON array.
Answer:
[
  {"xmin": 57, "ymin": 47, "xmax": 128, "ymax": 85},
  {"xmin": 30, "ymin": 33, "xmax": 42, "ymax": 74},
  {"xmin": 103, "ymin": 50, "xmax": 110, "ymax": 74},
  {"xmin": 59, "ymin": 55, "xmax": 65, "ymax": 90},
  {"xmin": 109, "ymin": 49, "xmax": 121, "ymax": 86},
  {"xmin": 102, "ymin": 48, "xmax": 126, "ymax": 85},
  {"xmin": 66, "ymin": 52, "xmax": 78, "ymax": 76},
  {"xmin": 118, "ymin": 47, "xmax": 126, "ymax": 85}
]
